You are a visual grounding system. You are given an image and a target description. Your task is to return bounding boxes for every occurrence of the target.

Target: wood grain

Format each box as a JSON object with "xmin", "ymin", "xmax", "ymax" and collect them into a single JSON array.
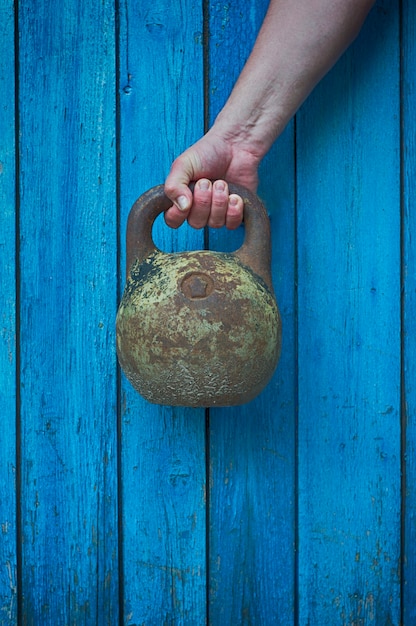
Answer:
[
  {"xmin": 207, "ymin": 2, "xmax": 297, "ymax": 623},
  {"xmin": 296, "ymin": 2, "xmax": 401, "ymax": 622},
  {"xmin": 402, "ymin": 0, "xmax": 416, "ymax": 622},
  {"xmin": 1, "ymin": 0, "xmax": 413, "ymax": 622},
  {"xmin": 118, "ymin": 1, "xmax": 207, "ymax": 622},
  {"xmin": 0, "ymin": 1, "xmax": 17, "ymax": 623},
  {"xmin": 18, "ymin": 2, "xmax": 119, "ymax": 622}
]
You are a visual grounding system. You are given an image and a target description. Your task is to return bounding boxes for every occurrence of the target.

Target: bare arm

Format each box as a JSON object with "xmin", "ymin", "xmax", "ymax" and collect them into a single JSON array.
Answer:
[{"xmin": 164, "ymin": 0, "xmax": 375, "ymax": 229}]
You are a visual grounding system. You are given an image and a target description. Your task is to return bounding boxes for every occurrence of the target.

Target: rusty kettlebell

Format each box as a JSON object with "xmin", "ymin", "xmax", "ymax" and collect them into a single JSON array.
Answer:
[{"xmin": 116, "ymin": 183, "xmax": 282, "ymax": 407}]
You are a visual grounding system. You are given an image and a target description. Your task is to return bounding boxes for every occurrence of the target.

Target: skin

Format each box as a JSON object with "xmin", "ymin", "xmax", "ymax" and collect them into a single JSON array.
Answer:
[{"xmin": 164, "ymin": 0, "xmax": 375, "ymax": 230}]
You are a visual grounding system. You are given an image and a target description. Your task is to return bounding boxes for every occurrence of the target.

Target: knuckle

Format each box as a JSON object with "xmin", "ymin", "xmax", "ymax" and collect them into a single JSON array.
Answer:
[
  {"xmin": 193, "ymin": 196, "xmax": 211, "ymax": 209},
  {"xmin": 164, "ymin": 181, "xmax": 176, "ymax": 198},
  {"xmin": 212, "ymin": 195, "xmax": 228, "ymax": 209},
  {"xmin": 227, "ymin": 204, "xmax": 243, "ymax": 217}
]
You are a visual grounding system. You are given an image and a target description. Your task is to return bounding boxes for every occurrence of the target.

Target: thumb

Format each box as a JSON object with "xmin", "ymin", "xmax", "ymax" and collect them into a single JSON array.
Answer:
[{"xmin": 164, "ymin": 151, "xmax": 200, "ymax": 212}]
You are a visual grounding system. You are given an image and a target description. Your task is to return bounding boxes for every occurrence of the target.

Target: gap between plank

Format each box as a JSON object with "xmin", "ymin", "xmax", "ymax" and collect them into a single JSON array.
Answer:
[{"xmin": 14, "ymin": 0, "xmax": 23, "ymax": 623}]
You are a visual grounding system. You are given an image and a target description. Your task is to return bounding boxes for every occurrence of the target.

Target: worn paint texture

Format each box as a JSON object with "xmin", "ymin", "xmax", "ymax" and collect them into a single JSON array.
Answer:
[
  {"xmin": 1, "ymin": 0, "xmax": 414, "ymax": 624},
  {"xmin": 117, "ymin": 248, "xmax": 281, "ymax": 406}
]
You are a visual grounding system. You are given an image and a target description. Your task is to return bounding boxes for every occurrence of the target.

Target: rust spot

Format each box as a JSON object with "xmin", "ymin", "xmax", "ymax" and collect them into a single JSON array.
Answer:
[{"xmin": 180, "ymin": 272, "xmax": 214, "ymax": 299}]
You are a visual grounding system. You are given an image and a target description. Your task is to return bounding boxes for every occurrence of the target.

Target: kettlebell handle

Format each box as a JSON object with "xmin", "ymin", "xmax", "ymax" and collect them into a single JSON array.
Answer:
[{"xmin": 126, "ymin": 183, "xmax": 273, "ymax": 290}]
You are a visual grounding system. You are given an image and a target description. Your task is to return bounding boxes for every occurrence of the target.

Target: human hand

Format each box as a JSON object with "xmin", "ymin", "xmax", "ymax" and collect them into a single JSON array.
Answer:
[{"xmin": 164, "ymin": 128, "xmax": 260, "ymax": 229}]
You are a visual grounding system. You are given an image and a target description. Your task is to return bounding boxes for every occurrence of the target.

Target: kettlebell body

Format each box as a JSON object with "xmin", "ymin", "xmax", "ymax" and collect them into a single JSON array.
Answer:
[{"xmin": 116, "ymin": 184, "xmax": 281, "ymax": 407}]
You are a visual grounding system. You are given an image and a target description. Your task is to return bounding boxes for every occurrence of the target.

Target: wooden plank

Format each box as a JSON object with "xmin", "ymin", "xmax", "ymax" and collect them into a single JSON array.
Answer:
[
  {"xmin": 207, "ymin": 2, "xmax": 296, "ymax": 622},
  {"xmin": 402, "ymin": 0, "xmax": 416, "ymax": 622},
  {"xmin": 0, "ymin": 1, "xmax": 17, "ymax": 623},
  {"xmin": 296, "ymin": 2, "xmax": 401, "ymax": 622},
  {"xmin": 18, "ymin": 2, "xmax": 119, "ymax": 623},
  {"xmin": 118, "ymin": 1, "xmax": 207, "ymax": 622}
]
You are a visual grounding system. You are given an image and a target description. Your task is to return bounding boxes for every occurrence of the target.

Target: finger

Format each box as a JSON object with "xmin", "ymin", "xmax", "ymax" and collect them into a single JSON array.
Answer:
[
  {"xmin": 187, "ymin": 178, "xmax": 212, "ymax": 229},
  {"xmin": 225, "ymin": 194, "xmax": 244, "ymax": 230},
  {"xmin": 164, "ymin": 154, "xmax": 195, "ymax": 213},
  {"xmin": 164, "ymin": 204, "xmax": 189, "ymax": 229},
  {"xmin": 208, "ymin": 180, "xmax": 229, "ymax": 228}
]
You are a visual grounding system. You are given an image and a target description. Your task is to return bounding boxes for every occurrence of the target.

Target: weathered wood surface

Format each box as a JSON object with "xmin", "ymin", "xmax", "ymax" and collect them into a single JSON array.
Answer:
[
  {"xmin": 0, "ymin": 0, "xmax": 413, "ymax": 624},
  {"xmin": 0, "ymin": 1, "xmax": 17, "ymax": 623},
  {"xmin": 17, "ymin": 1, "xmax": 119, "ymax": 623},
  {"xmin": 296, "ymin": 1, "xmax": 401, "ymax": 622},
  {"xmin": 403, "ymin": 0, "xmax": 416, "ymax": 623}
]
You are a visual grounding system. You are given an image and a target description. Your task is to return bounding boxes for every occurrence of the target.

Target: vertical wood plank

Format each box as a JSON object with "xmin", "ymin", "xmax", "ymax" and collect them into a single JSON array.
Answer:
[
  {"xmin": 18, "ymin": 2, "xmax": 119, "ymax": 623},
  {"xmin": 296, "ymin": 2, "xmax": 401, "ymax": 623},
  {"xmin": 118, "ymin": 1, "xmax": 207, "ymax": 622},
  {"xmin": 207, "ymin": 2, "xmax": 297, "ymax": 622},
  {"xmin": 0, "ymin": 1, "xmax": 17, "ymax": 623},
  {"xmin": 402, "ymin": 0, "xmax": 416, "ymax": 622}
]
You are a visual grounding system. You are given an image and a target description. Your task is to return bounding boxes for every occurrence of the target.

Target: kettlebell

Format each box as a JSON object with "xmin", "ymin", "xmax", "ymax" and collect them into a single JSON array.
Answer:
[{"xmin": 116, "ymin": 183, "xmax": 282, "ymax": 407}]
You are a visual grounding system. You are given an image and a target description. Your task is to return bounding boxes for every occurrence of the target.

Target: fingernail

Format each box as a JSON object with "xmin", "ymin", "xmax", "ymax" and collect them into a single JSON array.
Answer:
[
  {"xmin": 229, "ymin": 194, "xmax": 239, "ymax": 206},
  {"xmin": 176, "ymin": 195, "xmax": 189, "ymax": 211},
  {"xmin": 214, "ymin": 181, "xmax": 226, "ymax": 192},
  {"xmin": 198, "ymin": 179, "xmax": 210, "ymax": 191}
]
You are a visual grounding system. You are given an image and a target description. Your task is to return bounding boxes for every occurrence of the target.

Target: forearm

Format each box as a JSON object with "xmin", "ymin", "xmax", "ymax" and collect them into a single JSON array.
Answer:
[
  {"xmin": 212, "ymin": 0, "xmax": 375, "ymax": 159},
  {"xmin": 164, "ymin": 0, "xmax": 374, "ymax": 227}
]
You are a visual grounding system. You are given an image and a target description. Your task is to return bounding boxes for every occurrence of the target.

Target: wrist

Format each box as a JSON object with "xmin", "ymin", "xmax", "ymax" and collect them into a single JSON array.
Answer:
[
  {"xmin": 211, "ymin": 59, "xmax": 296, "ymax": 161},
  {"xmin": 211, "ymin": 103, "xmax": 281, "ymax": 164}
]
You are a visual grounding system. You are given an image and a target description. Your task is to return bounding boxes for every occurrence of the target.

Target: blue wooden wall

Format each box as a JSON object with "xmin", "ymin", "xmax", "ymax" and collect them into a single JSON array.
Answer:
[{"xmin": 1, "ymin": 0, "xmax": 414, "ymax": 623}]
